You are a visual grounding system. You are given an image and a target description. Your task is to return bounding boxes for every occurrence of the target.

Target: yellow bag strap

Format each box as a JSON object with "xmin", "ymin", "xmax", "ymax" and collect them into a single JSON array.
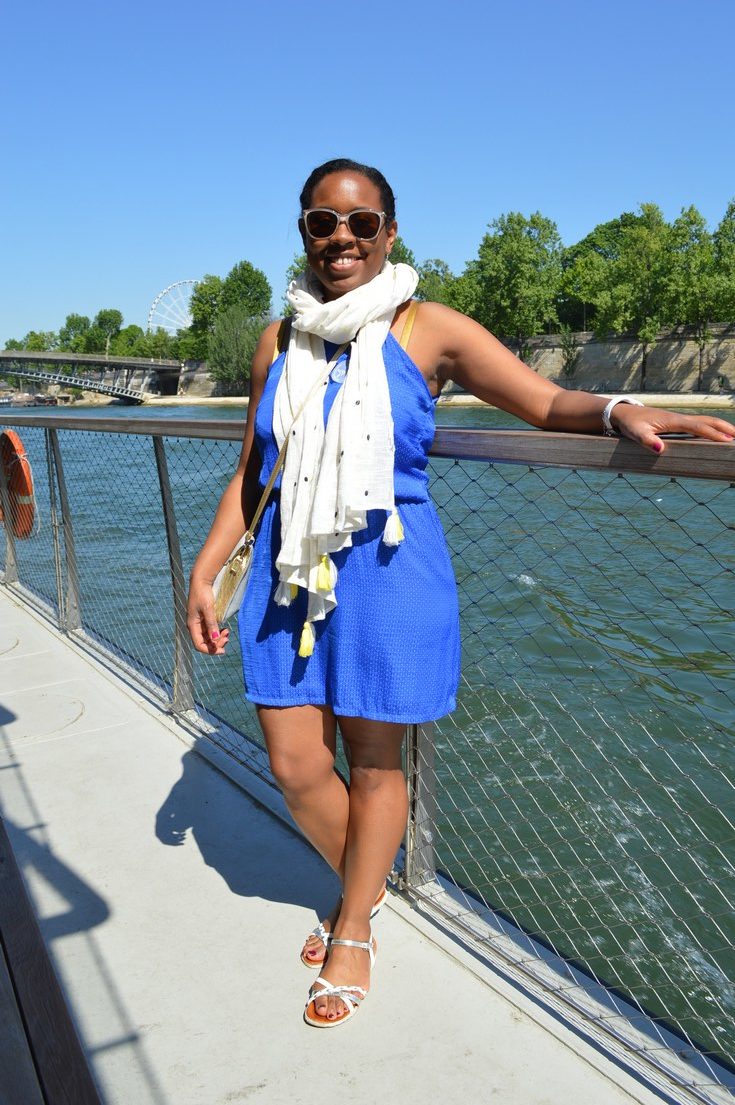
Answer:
[
  {"xmin": 271, "ymin": 317, "xmax": 292, "ymax": 364},
  {"xmin": 398, "ymin": 299, "xmax": 418, "ymax": 351}
]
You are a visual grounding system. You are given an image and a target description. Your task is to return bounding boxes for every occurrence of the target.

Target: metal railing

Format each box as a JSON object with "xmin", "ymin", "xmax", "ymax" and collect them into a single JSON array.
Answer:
[{"xmin": 1, "ymin": 412, "xmax": 734, "ymax": 1104}]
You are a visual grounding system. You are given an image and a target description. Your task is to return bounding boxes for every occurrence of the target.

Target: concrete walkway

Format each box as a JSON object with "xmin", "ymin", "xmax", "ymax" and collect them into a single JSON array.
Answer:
[{"xmin": 0, "ymin": 587, "xmax": 675, "ymax": 1105}]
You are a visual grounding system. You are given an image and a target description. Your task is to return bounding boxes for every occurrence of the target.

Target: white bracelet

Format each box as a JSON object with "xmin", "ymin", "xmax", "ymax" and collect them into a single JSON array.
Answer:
[{"xmin": 602, "ymin": 396, "xmax": 644, "ymax": 436}]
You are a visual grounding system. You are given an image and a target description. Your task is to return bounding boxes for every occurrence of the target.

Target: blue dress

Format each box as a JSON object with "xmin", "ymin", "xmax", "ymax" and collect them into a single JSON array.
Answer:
[{"xmin": 237, "ymin": 331, "xmax": 460, "ymax": 723}]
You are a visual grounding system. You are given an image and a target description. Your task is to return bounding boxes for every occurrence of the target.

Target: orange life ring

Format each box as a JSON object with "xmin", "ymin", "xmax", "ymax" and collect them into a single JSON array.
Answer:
[{"xmin": 0, "ymin": 430, "xmax": 35, "ymax": 539}]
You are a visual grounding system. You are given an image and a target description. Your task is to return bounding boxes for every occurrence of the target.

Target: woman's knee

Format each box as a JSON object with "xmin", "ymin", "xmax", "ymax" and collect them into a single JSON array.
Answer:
[{"xmin": 267, "ymin": 745, "xmax": 334, "ymax": 796}]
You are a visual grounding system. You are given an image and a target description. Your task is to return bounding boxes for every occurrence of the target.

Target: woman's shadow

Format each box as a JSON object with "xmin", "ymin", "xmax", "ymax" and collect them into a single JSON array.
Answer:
[{"xmin": 155, "ymin": 747, "xmax": 340, "ymax": 918}]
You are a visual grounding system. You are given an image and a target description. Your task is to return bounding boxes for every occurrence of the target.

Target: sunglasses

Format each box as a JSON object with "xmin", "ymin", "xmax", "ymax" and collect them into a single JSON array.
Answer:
[{"xmin": 302, "ymin": 207, "xmax": 387, "ymax": 241}]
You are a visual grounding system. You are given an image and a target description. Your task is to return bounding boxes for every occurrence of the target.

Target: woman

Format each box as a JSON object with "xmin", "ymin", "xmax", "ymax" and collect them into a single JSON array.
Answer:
[{"xmin": 187, "ymin": 158, "xmax": 734, "ymax": 1028}]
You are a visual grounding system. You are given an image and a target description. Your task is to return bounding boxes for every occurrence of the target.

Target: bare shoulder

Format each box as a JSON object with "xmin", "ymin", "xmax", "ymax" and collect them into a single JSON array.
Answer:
[{"xmin": 404, "ymin": 300, "xmax": 496, "ymax": 380}]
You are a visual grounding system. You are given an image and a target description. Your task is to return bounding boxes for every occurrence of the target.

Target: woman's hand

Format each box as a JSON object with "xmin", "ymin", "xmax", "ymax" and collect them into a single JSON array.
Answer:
[
  {"xmin": 611, "ymin": 405, "xmax": 735, "ymax": 455},
  {"xmin": 187, "ymin": 575, "xmax": 230, "ymax": 656}
]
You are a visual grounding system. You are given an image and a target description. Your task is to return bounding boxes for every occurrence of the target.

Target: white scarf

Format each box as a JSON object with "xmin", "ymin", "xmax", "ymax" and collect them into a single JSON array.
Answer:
[{"xmin": 272, "ymin": 260, "xmax": 419, "ymax": 655}]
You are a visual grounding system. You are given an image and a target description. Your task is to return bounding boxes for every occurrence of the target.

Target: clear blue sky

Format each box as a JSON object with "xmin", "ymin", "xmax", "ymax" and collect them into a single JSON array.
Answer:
[{"xmin": 2, "ymin": 0, "xmax": 734, "ymax": 345}]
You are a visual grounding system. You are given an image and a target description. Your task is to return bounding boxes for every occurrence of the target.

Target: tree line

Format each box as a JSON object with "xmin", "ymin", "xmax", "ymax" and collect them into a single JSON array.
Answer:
[{"xmin": 5, "ymin": 201, "xmax": 735, "ymax": 394}]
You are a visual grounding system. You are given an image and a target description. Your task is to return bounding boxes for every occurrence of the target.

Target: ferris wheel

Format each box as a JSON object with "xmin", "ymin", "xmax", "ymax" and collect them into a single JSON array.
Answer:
[{"xmin": 147, "ymin": 279, "xmax": 197, "ymax": 334}]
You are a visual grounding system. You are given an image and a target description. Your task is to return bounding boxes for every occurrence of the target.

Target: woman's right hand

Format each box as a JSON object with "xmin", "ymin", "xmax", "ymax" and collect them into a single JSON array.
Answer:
[{"xmin": 187, "ymin": 576, "xmax": 230, "ymax": 655}]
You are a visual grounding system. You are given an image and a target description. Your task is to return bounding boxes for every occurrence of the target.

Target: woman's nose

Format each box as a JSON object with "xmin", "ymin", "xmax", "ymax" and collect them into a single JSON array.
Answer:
[{"xmin": 332, "ymin": 217, "xmax": 355, "ymax": 243}]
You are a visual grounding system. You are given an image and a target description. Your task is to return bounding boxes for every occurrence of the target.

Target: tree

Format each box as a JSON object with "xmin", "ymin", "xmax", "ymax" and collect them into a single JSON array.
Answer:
[
  {"xmin": 220, "ymin": 260, "xmax": 272, "ymax": 317},
  {"xmin": 474, "ymin": 212, "xmax": 562, "ymax": 361},
  {"xmin": 388, "ymin": 236, "xmax": 417, "ymax": 269},
  {"xmin": 714, "ymin": 200, "xmax": 735, "ymax": 322},
  {"xmin": 110, "ymin": 324, "xmax": 146, "ymax": 357},
  {"xmin": 4, "ymin": 338, "xmax": 24, "ymax": 350},
  {"xmin": 190, "ymin": 274, "xmax": 224, "ymax": 332},
  {"xmin": 591, "ymin": 204, "xmax": 671, "ymax": 391},
  {"xmin": 58, "ymin": 313, "xmax": 91, "ymax": 351},
  {"xmin": 559, "ymin": 213, "xmax": 644, "ymax": 331},
  {"xmin": 208, "ymin": 306, "xmax": 269, "ymax": 395},
  {"xmin": 23, "ymin": 330, "xmax": 58, "ymax": 351},
  {"xmin": 93, "ymin": 309, "xmax": 123, "ymax": 356},
  {"xmin": 416, "ymin": 259, "xmax": 455, "ymax": 304},
  {"xmin": 665, "ymin": 206, "xmax": 718, "ymax": 389},
  {"xmin": 82, "ymin": 325, "xmax": 108, "ymax": 354},
  {"xmin": 282, "ymin": 252, "xmax": 308, "ymax": 313}
]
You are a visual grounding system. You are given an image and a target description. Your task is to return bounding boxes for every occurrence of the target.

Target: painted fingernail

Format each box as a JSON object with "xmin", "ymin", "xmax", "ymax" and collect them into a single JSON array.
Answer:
[
  {"xmin": 652, "ymin": 442, "xmax": 662, "ymax": 453},
  {"xmin": 211, "ymin": 630, "xmax": 220, "ymax": 639}
]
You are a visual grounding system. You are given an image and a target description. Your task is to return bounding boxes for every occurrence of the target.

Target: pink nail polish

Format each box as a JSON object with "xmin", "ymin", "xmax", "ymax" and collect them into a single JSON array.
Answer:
[
  {"xmin": 652, "ymin": 442, "xmax": 662, "ymax": 453},
  {"xmin": 211, "ymin": 630, "xmax": 220, "ymax": 639}
]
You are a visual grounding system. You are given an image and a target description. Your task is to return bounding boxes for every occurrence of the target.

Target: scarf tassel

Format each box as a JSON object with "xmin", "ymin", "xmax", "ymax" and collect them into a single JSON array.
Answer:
[
  {"xmin": 274, "ymin": 580, "xmax": 299, "ymax": 606},
  {"xmin": 316, "ymin": 553, "xmax": 338, "ymax": 592},
  {"xmin": 382, "ymin": 507, "xmax": 405, "ymax": 547},
  {"xmin": 299, "ymin": 620, "xmax": 315, "ymax": 658}
]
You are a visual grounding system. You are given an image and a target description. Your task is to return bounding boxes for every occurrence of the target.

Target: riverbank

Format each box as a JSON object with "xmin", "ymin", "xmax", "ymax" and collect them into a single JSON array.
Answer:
[{"xmin": 140, "ymin": 391, "xmax": 735, "ymax": 410}]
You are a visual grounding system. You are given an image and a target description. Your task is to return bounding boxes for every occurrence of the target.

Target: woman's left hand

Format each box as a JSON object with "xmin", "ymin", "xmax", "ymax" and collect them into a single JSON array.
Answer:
[{"xmin": 611, "ymin": 405, "xmax": 735, "ymax": 455}]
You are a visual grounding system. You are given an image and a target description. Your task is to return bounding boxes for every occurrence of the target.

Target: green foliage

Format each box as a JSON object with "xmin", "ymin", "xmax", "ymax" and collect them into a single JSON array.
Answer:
[
  {"xmin": 177, "ymin": 328, "xmax": 209, "ymax": 362},
  {"xmin": 559, "ymin": 325, "xmax": 581, "ymax": 381},
  {"xmin": 713, "ymin": 200, "xmax": 735, "ymax": 322},
  {"xmin": 58, "ymin": 313, "xmax": 91, "ymax": 351},
  {"xmin": 109, "ymin": 324, "xmax": 146, "ymax": 356},
  {"xmin": 23, "ymin": 330, "xmax": 58, "ymax": 351},
  {"xmin": 589, "ymin": 204, "xmax": 671, "ymax": 388},
  {"xmin": 220, "ymin": 260, "xmax": 272, "ymax": 317},
  {"xmin": 474, "ymin": 212, "xmax": 562, "ymax": 360},
  {"xmin": 388, "ymin": 236, "xmax": 417, "ymax": 269},
  {"xmin": 82, "ymin": 325, "xmax": 108, "ymax": 353},
  {"xmin": 208, "ymin": 306, "xmax": 269, "ymax": 395},
  {"xmin": 282, "ymin": 252, "xmax": 308, "ymax": 313},
  {"xmin": 416, "ymin": 259, "xmax": 453, "ymax": 303},
  {"xmin": 4, "ymin": 338, "xmax": 24, "ymax": 350},
  {"xmin": 93, "ymin": 309, "xmax": 123, "ymax": 338},
  {"xmin": 190, "ymin": 275, "xmax": 224, "ymax": 333}
]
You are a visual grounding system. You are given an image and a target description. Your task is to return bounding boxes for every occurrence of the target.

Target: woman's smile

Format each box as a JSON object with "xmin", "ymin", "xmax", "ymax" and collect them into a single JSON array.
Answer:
[{"xmin": 301, "ymin": 171, "xmax": 397, "ymax": 300}]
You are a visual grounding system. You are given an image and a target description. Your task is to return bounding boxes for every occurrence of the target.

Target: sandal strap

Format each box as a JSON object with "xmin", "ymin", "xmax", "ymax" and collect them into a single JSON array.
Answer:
[
  {"xmin": 329, "ymin": 936, "xmax": 375, "ymax": 968},
  {"xmin": 307, "ymin": 982, "xmax": 367, "ymax": 1010},
  {"xmin": 307, "ymin": 922, "xmax": 331, "ymax": 948}
]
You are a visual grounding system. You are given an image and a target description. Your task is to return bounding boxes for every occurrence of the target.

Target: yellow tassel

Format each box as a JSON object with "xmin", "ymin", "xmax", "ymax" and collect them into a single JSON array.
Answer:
[
  {"xmin": 382, "ymin": 507, "xmax": 404, "ymax": 546},
  {"xmin": 298, "ymin": 620, "xmax": 315, "ymax": 658},
  {"xmin": 274, "ymin": 580, "xmax": 298, "ymax": 606},
  {"xmin": 316, "ymin": 553, "xmax": 337, "ymax": 592}
]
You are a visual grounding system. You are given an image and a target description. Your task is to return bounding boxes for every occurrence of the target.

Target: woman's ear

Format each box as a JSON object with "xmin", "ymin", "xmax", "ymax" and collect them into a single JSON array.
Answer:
[
  {"xmin": 385, "ymin": 219, "xmax": 398, "ymax": 257},
  {"xmin": 298, "ymin": 217, "xmax": 307, "ymax": 248}
]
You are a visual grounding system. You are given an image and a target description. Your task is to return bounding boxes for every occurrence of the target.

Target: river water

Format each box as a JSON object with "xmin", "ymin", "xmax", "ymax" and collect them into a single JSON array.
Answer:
[{"xmin": 3, "ymin": 401, "xmax": 734, "ymax": 1073}]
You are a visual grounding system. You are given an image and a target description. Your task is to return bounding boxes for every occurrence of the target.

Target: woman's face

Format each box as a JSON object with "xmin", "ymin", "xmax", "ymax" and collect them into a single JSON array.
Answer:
[{"xmin": 300, "ymin": 171, "xmax": 397, "ymax": 300}]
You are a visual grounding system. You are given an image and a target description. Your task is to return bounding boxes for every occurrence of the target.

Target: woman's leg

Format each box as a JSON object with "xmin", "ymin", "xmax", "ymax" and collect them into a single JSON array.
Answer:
[
  {"xmin": 257, "ymin": 704, "xmax": 348, "ymax": 876},
  {"xmin": 309, "ymin": 716, "xmax": 408, "ymax": 1022}
]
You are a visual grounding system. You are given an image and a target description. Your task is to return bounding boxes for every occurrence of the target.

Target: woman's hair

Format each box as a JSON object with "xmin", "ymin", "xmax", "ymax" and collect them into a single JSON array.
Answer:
[{"xmin": 299, "ymin": 158, "xmax": 396, "ymax": 222}]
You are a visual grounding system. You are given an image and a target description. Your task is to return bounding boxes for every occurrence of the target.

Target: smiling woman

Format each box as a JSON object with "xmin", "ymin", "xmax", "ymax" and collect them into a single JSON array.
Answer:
[{"xmin": 186, "ymin": 156, "xmax": 735, "ymax": 1031}]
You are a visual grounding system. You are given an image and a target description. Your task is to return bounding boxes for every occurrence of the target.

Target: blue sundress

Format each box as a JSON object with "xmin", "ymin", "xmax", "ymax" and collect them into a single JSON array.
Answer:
[{"xmin": 237, "ymin": 331, "xmax": 460, "ymax": 723}]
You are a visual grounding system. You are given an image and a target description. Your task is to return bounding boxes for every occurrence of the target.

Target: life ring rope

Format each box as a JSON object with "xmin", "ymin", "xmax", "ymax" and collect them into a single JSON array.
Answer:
[{"xmin": 0, "ymin": 431, "xmax": 40, "ymax": 540}]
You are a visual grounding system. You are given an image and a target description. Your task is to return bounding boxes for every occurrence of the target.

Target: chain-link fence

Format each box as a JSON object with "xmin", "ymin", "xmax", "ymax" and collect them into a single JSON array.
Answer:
[{"xmin": 1, "ymin": 414, "xmax": 733, "ymax": 1103}]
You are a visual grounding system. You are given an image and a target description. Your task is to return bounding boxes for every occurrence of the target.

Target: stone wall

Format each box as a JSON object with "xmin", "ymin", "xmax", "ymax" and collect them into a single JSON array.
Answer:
[{"xmin": 524, "ymin": 324, "xmax": 735, "ymax": 392}]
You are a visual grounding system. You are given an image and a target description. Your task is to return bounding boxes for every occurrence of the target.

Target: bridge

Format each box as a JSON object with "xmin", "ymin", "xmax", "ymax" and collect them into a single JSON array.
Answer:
[
  {"xmin": 1, "ymin": 367, "xmax": 145, "ymax": 403},
  {"xmin": 0, "ymin": 349, "xmax": 184, "ymax": 402}
]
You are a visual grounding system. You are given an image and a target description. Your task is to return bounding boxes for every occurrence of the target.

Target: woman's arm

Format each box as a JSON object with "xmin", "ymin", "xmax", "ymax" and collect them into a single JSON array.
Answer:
[
  {"xmin": 186, "ymin": 319, "xmax": 281, "ymax": 655},
  {"xmin": 414, "ymin": 302, "xmax": 735, "ymax": 453}
]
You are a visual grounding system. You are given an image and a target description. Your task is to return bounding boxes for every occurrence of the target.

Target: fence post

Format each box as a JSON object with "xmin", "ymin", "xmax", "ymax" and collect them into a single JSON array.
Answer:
[
  {"xmin": 47, "ymin": 429, "xmax": 81, "ymax": 631},
  {"xmin": 44, "ymin": 429, "xmax": 66, "ymax": 627},
  {"xmin": 404, "ymin": 722, "xmax": 438, "ymax": 887},
  {"xmin": 152, "ymin": 435, "xmax": 194, "ymax": 715},
  {"xmin": 0, "ymin": 442, "xmax": 19, "ymax": 585}
]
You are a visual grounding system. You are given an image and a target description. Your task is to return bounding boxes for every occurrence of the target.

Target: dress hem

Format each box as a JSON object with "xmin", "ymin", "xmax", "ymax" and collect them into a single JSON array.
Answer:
[{"xmin": 244, "ymin": 690, "xmax": 455, "ymax": 725}]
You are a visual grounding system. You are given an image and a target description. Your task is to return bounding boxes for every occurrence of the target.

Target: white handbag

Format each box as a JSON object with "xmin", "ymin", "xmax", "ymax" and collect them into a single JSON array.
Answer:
[{"xmin": 212, "ymin": 339, "xmax": 349, "ymax": 624}]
